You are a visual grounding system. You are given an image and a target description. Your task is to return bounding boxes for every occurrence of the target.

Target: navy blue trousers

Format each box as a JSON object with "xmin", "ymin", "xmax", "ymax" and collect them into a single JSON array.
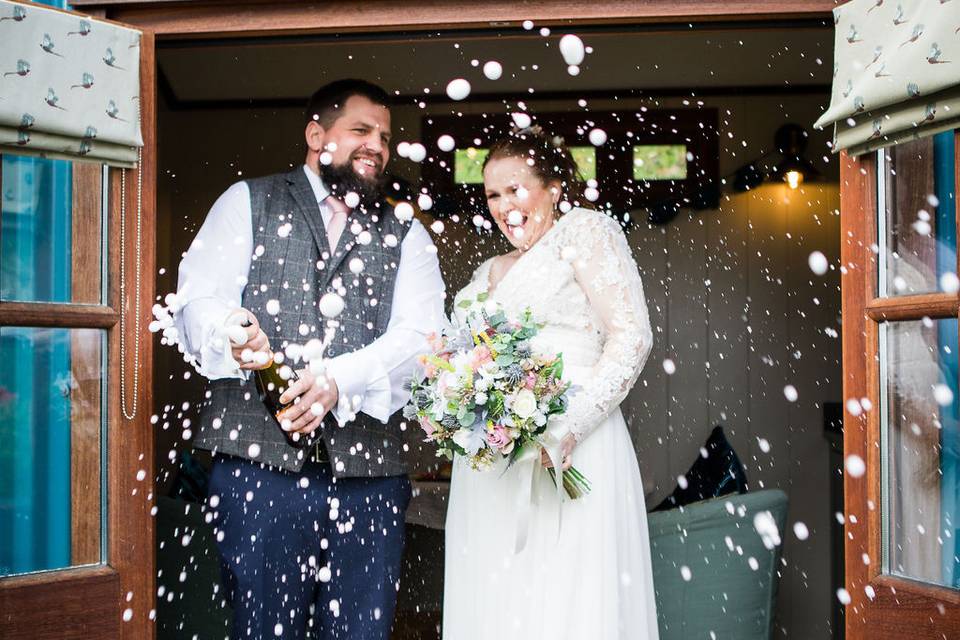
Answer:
[{"xmin": 207, "ymin": 455, "xmax": 411, "ymax": 640}]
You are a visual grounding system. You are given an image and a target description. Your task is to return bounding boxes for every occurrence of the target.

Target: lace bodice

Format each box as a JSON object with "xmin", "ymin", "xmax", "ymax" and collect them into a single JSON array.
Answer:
[{"xmin": 453, "ymin": 207, "xmax": 653, "ymax": 441}]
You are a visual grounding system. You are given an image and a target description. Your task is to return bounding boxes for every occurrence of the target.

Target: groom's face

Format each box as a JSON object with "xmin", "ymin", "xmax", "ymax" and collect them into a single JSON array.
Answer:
[{"xmin": 308, "ymin": 95, "xmax": 392, "ymax": 202}]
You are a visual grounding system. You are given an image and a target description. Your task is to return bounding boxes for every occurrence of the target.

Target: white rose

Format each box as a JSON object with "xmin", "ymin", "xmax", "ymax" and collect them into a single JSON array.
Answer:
[
  {"xmin": 512, "ymin": 389, "xmax": 537, "ymax": 419},
  {"xmin": 475, "ymin": 391, "xmax": 488, "ymax": 405}
]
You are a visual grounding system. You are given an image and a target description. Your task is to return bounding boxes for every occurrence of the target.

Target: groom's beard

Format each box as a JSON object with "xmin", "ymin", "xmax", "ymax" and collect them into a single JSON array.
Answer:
[{"xmin": 319, "ymin": 155, "xmax": 386, "ymax": 210}]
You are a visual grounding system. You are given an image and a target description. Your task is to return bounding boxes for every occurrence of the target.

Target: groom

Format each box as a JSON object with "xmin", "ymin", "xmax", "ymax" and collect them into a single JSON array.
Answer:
[{"xmin": 175, "ymin": 79, "xmax": 445, "ymax": 639}]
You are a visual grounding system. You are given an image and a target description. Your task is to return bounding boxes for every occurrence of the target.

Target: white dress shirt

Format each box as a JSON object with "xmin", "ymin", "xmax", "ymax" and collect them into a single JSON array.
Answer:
[{"xmin": 174, "ymin": 164, "xmax": 446, "ymax": 425}]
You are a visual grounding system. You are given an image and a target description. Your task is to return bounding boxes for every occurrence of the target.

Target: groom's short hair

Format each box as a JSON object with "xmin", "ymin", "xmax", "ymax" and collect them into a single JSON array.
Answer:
[{"xmin": 305, "ymin": 79, "xmax": 391, "ymax": 128}]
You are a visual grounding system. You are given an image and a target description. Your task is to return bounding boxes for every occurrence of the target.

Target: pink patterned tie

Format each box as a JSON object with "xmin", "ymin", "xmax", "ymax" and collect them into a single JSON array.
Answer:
[{"xmin": 323, "ymin": 194, "xmax": 349, "ymax": 252}]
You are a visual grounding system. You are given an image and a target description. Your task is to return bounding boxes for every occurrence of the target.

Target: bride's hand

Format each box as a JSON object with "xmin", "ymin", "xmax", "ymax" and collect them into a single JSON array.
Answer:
[{"xmin": 541, "ymin": 433, "xmax": 577, "ymax": 471}]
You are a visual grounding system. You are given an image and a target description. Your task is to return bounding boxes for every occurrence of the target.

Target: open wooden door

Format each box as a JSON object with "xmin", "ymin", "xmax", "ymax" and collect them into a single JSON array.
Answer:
[
  {"xmin": 0, "ymin": 9, "xmax": 156, "ymax": 639},
  {"xmin": 842, "ymin": 131, "xmax": 960, "ymax": 639}
]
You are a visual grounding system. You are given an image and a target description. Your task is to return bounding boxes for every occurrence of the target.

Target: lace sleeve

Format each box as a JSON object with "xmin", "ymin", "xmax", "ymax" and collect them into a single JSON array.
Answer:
[{"xmin": 557, "ymin": 210, "xmax": 653, "ymax": 442}]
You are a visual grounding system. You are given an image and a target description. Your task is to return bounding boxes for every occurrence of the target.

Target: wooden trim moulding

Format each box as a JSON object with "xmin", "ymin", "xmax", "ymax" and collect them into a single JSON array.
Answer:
[
  {"xmin": 0, "ymin": 566, "xmax": 120, "ymax": 640},
  {"xmin": 72, "ymin": 0, "xmax": 839, "ymax": 37},
  {"xmin": 0, "ymin": 302, "xmax": 118, "ymax": 328},
  {"xmin": 106, "ymin": 29, "xmax": 157, "ymax": 640},
  {"xmin": 865, "ymin": 293, "xmax": 960, "ymax": 322}
]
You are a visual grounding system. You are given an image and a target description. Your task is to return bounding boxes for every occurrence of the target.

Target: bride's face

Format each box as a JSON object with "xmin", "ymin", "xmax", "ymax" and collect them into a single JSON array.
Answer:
[{"xmin": 483, "ymin": 155, "xmax": 561, "ymax": 251}]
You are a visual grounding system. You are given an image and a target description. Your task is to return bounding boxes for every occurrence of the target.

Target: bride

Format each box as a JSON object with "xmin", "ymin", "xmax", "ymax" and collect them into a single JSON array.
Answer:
[{"xmin": 442, "ymin": 126, "xmax": 660, "ymax": 640}]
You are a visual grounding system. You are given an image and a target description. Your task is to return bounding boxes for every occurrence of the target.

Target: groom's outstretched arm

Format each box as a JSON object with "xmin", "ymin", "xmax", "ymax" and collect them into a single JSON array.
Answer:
[
  {"xmin": 173, "ymin": 180, "xmax": 255, "ymax": 380},
  {"xmin": 326, "ymin": 218, "xmax": 446, "ymax": 425}
]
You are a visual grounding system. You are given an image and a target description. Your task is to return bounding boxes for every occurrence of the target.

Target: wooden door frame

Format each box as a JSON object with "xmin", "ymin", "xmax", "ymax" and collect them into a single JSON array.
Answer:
[
  {"xmin": 0, "ymin": 27, "xmax": 156, "ymax": 640},
  {"xmin": 840, "ymin": 136, "xmax": 960, "ymax": 640},
  {"xmin": 71, "ymin": 0, "xmax": 838, "ymax": 37},
  {"xmin": 39, "ymin": 2, "xmax": 834, "ymax": 639}
]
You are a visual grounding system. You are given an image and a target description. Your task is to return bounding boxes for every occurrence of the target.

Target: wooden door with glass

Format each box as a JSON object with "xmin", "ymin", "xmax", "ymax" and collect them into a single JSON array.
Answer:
[
  {"xmin": 842, "ymin": 131, "xmax": 960, "ymax": 638},
  {"xmin": 0, "ymin": 1, "xmax": 156, "ymax": 637}
]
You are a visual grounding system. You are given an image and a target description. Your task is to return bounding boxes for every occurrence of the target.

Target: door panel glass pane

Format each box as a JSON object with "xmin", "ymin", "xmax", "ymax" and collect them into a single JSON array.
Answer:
[
  {"xmin": 0, "ymin": 327, "xmax": 105, "ymax": 577},
  {"xmin": 1, "ymin": 155, "xmax": 104, "ymax": 304},
  {"xmin": 881, "ymin": 132, "xmax": 956, "ymax": 297},
  {"xmin": 882, "ymin": 318, "xmax": 960, "ymax": 588}
]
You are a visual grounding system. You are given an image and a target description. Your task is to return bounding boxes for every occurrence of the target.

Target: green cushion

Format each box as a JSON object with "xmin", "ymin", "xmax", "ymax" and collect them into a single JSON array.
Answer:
[{"xmin": 648, "ymin": 489, "xmax": 789, "ymax": 640}]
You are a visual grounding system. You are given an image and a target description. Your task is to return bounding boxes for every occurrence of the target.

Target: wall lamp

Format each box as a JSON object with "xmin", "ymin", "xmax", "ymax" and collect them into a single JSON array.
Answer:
[{"xmin": 733, "ymin": 123, "xmax": 820, "ymax": 192}]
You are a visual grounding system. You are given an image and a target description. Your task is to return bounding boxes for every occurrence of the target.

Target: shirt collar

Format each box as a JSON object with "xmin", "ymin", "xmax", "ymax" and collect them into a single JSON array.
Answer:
[{"xmin": 302, "ymin": 164, "xmax": 331, "ymax": 203}]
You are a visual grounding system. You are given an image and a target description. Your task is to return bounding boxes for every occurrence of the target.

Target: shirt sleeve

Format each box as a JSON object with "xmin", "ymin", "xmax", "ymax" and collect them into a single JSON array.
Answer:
[
  {"xmin": 327, "ymin": 218, "xmax": 446, "ymax": 425},
  {"xmin": 172, "ymin": 181, "xmax": 254, "ymax": 380}
]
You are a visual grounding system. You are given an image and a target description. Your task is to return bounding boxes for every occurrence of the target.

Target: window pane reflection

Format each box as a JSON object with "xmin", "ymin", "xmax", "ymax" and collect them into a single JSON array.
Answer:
[
  {"xmin": 881, "ymin": 132, "xmax": 956, "ymax": 297},
  {"xmin": 883, "ymin": 318, "xmax": 960, "ymax": 588},
  {"xmin": 0, "ymin": 327, "xmax": 105, "ymax": 577},
  {"xmin": 0, "ymin": 155, "xmax": 103, "ymax": 304}
]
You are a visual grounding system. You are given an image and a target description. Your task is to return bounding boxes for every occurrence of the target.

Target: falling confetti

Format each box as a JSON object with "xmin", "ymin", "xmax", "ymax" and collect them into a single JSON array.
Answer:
[
  {"xmin": 394, "ymin": 201, "xmax": 415, "ymax": 222},
  {"xmin": 845, "ymin": 454, "xmax": 866, "ymax": 478},
  {"xmin": 808, "ymin": 251, "xmax": 829, "ymax": 275},
  {"xmin": 483, "ymin": 60, "xmax": 503, "ymax": 80},
  {"xmin": 319, "ymin": 293, "xmax": 345, "ymax": 318},
  {"xmin": 446, "ymin": 78, "xmax": 471, "ymax": 101},
  {"xmin": 437, "ymin": 134, "xmax": 456, "ymax": 152},
  {"xmin": 588, "ymin": 128, "xmax": 607, "ymax": 146},
  {"xmin": 934, "ymin": 383, "xmax": 954, "ymax": 407}
]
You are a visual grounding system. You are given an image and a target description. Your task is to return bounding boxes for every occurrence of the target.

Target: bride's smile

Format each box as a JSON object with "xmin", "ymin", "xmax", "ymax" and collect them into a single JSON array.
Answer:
[{"xmin": 483, "ymin": 155, "xmax": 561, "ymax": 251}]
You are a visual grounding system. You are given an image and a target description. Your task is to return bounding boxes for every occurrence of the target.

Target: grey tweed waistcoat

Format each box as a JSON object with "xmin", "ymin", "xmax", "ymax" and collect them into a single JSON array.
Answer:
[{"xmin": 193, "ymin": 167, "xmax": 412, "ymax": 477}]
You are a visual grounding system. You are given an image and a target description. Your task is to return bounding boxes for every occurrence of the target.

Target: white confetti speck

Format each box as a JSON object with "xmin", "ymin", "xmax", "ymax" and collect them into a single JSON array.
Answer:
[
  {"xmin": 836, "ymin": 588, "xmax": 851, "ymax": 605},
  {"xmin": 394, "ymin": 202, "xmax": 415, "ymax": 222},
  {"xmin": 808, "ymin": 251, "xmax": 829, "ymax": 275},
  {"xmin": 588, "ymin": 128, "xmax": 607, "ymax": 146},
  {"xmin": 344, "ymin": 192, "xmax": 360, "ymax": 209},
  {"xmin": 446, "ymin": 78, "xmax": 471, "ymax": 101},
  {"xmin": 784, "ymin": 385, "xmax": 798, "ymax": 402},
  {"xmin": 319, "ymin": 293, "xmax": 345, "ymax": 318},
  {"xmin": 935, "ymin": 383, "xmax": 954, "ymax": 407},
  {"xmin": 662, "ymin": 358, "xmax": 676, "ymax": 375},
  {"xmin": 511, "ymin": 112, "xmax": 532, "ymax": 129},
  {"xmin": 941, "ymin": 272, "xmax": 960, "ymax": 294},
  {"xmin": 483, "ymin": 60, "xmax": 503, "ymax": 80},
  {"xmin": 248, "ymin": 443, "xmax": 261, "ymax": 458},
  {"xmin": 680, "ymin": 566, "xmax": 692, "ymax": 581},
  {"xmin": 265, "ymin": 299, "xmax": 281, "ymax": 316},
  {"xmin": 845, "ymin": 454, "xmax": 866, "ymax": 478},
  {"xmin": 349, "ymin": 258, "xmax": 364, "ymax": 274},
  {"xmin": 437, "ymin": 135, "xmax": 455, "ymax": 152},
  {"xmin": 407, "ymin": 143, "xmax": 427, "ymax": 163},
  {"xmin": 559, "ymin": 34, "xmax": 585, "ymax": 65},
  {"xmin": 793, "ymin": 522, "xmax": 809, "ymax": 540}
]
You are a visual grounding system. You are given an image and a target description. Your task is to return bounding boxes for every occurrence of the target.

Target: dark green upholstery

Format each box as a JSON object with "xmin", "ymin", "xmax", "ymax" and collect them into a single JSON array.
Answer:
[{"xmin": 648, "ymin": 489, "xmax": 789, "ymax": 640}]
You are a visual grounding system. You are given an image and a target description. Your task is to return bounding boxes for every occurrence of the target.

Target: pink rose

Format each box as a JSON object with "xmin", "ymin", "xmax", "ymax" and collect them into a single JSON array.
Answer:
[
  {"xmin": 486, "ymin": 424, "xmax": 514, "ymax": 452},
  {"xmin": 524, "ymin": 372, "xmax": 537, "ymax": 390},
  {"xmin": 427, "ymin": 332, "xmax": 445, "ymax": 352},
  {"xmin": 419, "ymin": 417, "xmax": 436, "ymax": 438},
  {"xmin": 470, "ymin": 345, "xmax": 493, "ymax": 368}
]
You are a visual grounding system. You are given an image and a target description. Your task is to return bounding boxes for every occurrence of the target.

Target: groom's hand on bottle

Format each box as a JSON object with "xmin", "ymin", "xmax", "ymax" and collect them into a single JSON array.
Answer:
[
  {"xmin": 277, "ymin": 369, "xmax": 339, "ymax": 435},
  {"xmin": 228, "ymin": 308, "xmax": 272, "ymax": 371}
]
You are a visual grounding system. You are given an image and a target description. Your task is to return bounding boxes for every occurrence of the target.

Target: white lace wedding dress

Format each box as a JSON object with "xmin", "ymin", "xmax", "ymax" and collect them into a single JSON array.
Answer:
[{"xmin": 442, "ymin": 207, "xmax": 660, "ymax": 640}]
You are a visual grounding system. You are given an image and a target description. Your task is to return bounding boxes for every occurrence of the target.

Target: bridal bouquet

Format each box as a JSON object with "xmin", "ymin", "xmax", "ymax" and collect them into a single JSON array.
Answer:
[{"xmin": 404, "ymin": 294, "xmax": 591, "ymax": 498}]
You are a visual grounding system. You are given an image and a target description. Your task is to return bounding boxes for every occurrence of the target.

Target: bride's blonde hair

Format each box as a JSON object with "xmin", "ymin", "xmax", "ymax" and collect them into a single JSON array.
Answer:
[{"xmin": 482, "ymin": 125, "xmax": 583, "ymax": 207}]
